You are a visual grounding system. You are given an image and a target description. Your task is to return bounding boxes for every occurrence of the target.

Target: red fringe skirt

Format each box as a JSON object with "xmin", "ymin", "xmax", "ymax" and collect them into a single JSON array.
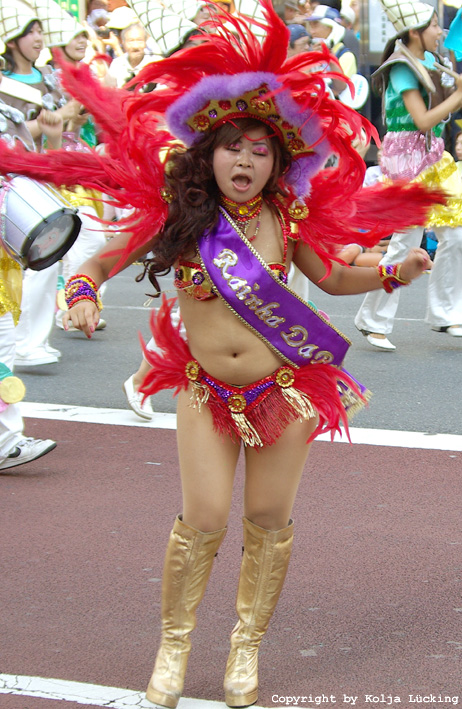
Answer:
[{"xmin": 140, "ymin": 296, "xmax": 369, "ymax": 447}]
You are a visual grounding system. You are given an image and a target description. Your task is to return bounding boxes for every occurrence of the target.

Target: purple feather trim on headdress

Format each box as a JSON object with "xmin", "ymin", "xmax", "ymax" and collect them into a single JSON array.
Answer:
[{"xmin": 165, "ymin": 72, "xmax": 331, "ymax": 199}]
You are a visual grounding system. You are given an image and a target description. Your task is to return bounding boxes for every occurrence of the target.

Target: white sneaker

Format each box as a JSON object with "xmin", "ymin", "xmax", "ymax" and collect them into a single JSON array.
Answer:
[
  {"xmin": 123, "ymin": 375, "xmax": 154, "ymax": 420},
  {"xmin": 45, "ymin": 344, "xmax": 62, "ymax": 358},
  {"xmin": 366, "ymin": 334, "xmax": 396, "ymax": 351},
  {"xmin": 431, "ymin": 325, "xmax": 462, "ymax": 337},
  {"xmin": 447, "ymin": 325, "xmax": 462, "ymax": 337},
  {"xmin": 14, "ymin": 348, "xmax": 59, "ymax": 366},
  {"xmin": 0, "ymin": 437, "xmax": 57, "ymax": 470}
]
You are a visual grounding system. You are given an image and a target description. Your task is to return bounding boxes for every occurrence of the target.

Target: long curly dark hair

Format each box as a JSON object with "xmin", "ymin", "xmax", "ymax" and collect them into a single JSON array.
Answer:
[{"xmin": 137, "ymin": 117, "xmax": 291, "ymax": 294}]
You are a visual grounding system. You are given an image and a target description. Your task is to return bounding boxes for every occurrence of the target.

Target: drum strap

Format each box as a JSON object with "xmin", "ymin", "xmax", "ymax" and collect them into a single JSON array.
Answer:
[{"xmin": 0, "ymin": 77, "xmax": 43, "ymax": 108}]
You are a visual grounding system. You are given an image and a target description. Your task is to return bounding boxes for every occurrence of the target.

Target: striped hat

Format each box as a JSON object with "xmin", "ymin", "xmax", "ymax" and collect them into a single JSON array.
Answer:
[
  {"xmin": 28, "ymin": 0, "xmax": 88, "ymax": 47},
  {"xmin": 378, "ymin": 0, "xmax": 435, "ymax": 35},
  {"xmin": 0, "ymin": 0, "xmax": 40, "ymax": 45},
  {"xmin": 127, "ymin": 0, "xmax": 198, "ymax": 55}
]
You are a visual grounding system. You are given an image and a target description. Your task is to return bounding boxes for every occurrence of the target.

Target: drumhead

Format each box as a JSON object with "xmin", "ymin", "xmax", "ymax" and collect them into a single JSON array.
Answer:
[
  {"xmin": 25, "ymin": 209, "xmax": 81, "ymax": 270},
  {"xmin": 1, "ymin": 177, "xmax": 81, "ymax": 270}
]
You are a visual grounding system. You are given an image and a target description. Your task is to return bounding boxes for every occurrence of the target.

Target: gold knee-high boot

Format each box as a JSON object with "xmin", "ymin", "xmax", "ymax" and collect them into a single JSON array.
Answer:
[
  {"xmin": 224, "ymin": 517, "xmax": 294, "ymax": 708},
  {"xmin": 146, "ymin": 515, "xmax": 227, "ymax": 709}
]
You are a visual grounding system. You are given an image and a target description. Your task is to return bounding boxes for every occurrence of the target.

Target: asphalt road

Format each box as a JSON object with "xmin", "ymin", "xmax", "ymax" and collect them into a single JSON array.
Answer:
[{"xmin": 16, "ymin": 264, "xmax": 462, "ymax": 436}]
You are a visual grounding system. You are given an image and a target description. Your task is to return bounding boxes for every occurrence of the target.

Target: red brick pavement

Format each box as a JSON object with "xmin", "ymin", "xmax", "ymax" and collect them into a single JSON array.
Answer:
[{"xmin": 1, "ymin": 418, "xmax": 461, "ymax": 708}]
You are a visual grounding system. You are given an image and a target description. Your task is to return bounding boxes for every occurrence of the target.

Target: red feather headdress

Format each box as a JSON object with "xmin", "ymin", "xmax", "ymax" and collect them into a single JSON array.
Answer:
[{"xmin": 0, "ymin": 0, "xmax": 445, "ymax": 273}]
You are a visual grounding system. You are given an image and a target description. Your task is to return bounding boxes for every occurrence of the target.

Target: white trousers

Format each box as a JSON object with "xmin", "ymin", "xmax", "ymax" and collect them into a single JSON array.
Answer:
[
  {"xmin": 288, "ymin": 263, "xmax": 310, "ymax": 302},
  {"xmin": 425, "ymin": 226, "xmax": 462, "ymax": 328},
  {"xmin": 15, "ymin": 262, "xmax": 60, "ymax": 358},
  {"xmin": 60, "ymin": 207, "xmax": 107, "ymax": 283},
  {"xmin": 354, "ymin": 225, "xmax": 462, "ymax": 335},
  {"xmin": 0, "ymin": 312, "xmax": 24, "ymax": 459}
]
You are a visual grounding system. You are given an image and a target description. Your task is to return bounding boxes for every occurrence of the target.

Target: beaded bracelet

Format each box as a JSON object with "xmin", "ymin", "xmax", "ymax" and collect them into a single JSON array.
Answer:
[
  {"xmin": 65, "ymin": 274, "xmax": 103, "ymax": 311},
  {"xmin": 377, "ymin": 264, "xmax": 410, "ymax": 294}
]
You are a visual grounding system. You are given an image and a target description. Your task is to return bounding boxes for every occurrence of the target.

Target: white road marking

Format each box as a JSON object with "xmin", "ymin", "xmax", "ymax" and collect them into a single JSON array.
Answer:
[
  {"xmin": 0, "ymin": 674, "xmax": 267, "ymax": 708},
  {"xmin": 20, "ymin": 402, "xmax": 462, "ymax": 451},
  {"xmin": 19, "ymin": 402, "xmax": 177, "ymax": 430}
]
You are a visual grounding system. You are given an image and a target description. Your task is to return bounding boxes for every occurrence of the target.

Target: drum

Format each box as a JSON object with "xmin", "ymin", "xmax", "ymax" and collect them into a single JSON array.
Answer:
[{"xmin": 0, "ymin": 175, "xmax": 81, "ymax": 270}]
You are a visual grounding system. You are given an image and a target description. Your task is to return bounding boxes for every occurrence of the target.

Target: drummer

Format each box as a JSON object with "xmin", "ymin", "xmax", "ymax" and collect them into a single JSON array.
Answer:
[
  {"xmin": 0, "ymin": 1, "xmax": 69, "ymax": 366},
  {"xmin": 0, "ymin": 63, "xmax": 58, "ymax": 470},
  {"xmin": 0, "ymin": 0, "xmax": 106, "ymax": 366}
]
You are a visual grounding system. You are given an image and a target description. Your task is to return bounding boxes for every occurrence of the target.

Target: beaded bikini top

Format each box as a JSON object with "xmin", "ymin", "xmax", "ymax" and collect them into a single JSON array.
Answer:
[{"xmin": 174, "ymin": 259, "xmax": 288, "ymax": 301}]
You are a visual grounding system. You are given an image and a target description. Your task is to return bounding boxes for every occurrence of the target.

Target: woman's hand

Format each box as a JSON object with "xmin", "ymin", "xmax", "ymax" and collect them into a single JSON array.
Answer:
[
  {"xmin": 68, "ymin": 110, "xmax": 89, "ymax": 132},
  {"xmin": 399, "ymin": 247, "xmax": 431, "ymax": 282},
  {"xmin": 63, "ymin": 301, "xmax": 101, "ymax": 339},
  {"xmin": 56, "ymin": 99, "xmax": 82, "ymax": 125},
  {"xmin": 37, "ymin": 109, "xmax": 63, "ymax": 149}
]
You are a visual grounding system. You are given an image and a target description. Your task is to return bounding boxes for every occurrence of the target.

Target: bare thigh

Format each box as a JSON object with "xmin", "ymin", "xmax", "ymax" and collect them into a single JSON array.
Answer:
[
  {"xmin": 243, "ymin": 415, "xmax": 318, "ymax": 530},
  {"xmin": 176, "ymin": 387, "xmax": 241, "ymax": 532}
]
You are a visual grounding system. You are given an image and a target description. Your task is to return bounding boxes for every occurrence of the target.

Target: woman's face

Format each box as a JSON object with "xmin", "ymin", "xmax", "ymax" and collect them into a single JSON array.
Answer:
[
  {"xmin": 65, "ymin": 32, "xmax": 88, "ymax": 62},
  {"xmin": 10, "ymin": 22, "xmax": 43, "ymax": 64},
  {"xmin": 212, "ymin": 125, "xmax": 275, "ymax": 202},
  {"xmin": 455, "ymin": 134, "xmax": 462, "ymax": 161},
  {"xmin": 420, "ymin": 14, "xmax": 442, "ymax": 53}
]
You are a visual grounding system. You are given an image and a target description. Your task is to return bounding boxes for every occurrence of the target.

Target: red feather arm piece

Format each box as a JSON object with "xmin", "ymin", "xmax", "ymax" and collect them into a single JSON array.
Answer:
[
  {"xmin": 0, "ymin": 141, "xmax": 116, "ymax": 191},
  {"xmin": 296, "ymin": 175, "xmax": 447, "ymax": 275},
  {"xmin": 0, "ymin": 55, "xmax": 174, "ymax": 266},
  {"xmin": 0, "ymin": 134, "xmax": 170, "ymax": 268}
]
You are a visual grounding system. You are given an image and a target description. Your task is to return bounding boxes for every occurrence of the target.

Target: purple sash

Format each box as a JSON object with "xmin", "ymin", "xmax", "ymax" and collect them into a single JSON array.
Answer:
[{"xmin": 197, "ymin": 210, "xmax": 351, "ymax": 369}]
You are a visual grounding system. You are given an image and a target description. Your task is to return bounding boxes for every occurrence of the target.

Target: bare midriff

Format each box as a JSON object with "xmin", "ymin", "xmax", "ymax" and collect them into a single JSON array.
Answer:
[{"xmin": 178, "ymin": 290, "xmax": 284, "ymax": 386}]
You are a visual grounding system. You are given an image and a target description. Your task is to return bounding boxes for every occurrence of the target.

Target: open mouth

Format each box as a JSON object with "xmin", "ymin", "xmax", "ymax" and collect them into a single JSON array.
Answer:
[{"xmin": 232, "ymin": 175, "xmax": 251, "ymax": 191}]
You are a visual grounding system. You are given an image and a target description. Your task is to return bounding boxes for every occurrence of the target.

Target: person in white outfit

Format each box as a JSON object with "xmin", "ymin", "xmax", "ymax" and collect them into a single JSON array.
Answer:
[
  {"xmin": 0, "ymin": 92, "xmax": 56, "ymax": 469},
  {"xmin": 1, "ymin": 2, "xmax": 81, "ymax": 366},
  {"xmin": 104, "ymin": 23, "xmax": 157, "ymax": 88},
  {"xmin": 354, "ymin": 0, "xmax": 462, "ymax": 350}
]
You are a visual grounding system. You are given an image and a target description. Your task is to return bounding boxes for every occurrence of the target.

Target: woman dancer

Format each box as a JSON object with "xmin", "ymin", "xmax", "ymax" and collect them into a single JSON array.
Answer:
[
  {"xmin": 0, "ymin": 2, "xmax": 442, "ymax": 705},
  {"xmin": 354, "ymin": 0, "xmax": 462, "ymax": 349}
]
